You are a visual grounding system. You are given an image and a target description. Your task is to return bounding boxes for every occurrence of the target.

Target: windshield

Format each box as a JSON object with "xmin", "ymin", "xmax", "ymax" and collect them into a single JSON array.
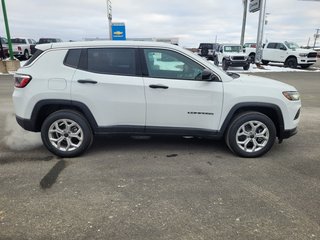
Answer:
[
  {"xmin": 200, "ymin": 44, "xmax": 213, "ymax": 49},
  {"xmin": 224, "ymin": 46, "xmax": 241, "ymax": 53},
  {"xmin": 284, "ymin": 41, "xmax": 299, "ymax": 50},
  {"xmin": 12, "ymin": 38, "xmax": 27, "ymax": 44}
]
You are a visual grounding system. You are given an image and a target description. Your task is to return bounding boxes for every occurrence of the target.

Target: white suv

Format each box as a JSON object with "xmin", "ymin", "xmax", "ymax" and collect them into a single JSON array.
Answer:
[
  {"xmin": 13, "ymin": 41, "xmax": 301, "ymax": 158},
  {"xmin": 214, "ymin": 44, "xmax": 250, "ymax": 71}
]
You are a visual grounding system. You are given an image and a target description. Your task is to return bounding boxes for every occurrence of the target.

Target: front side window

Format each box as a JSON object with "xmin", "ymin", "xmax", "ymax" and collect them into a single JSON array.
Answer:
[
  {"xmin": 284, "ymin": 41, "xmax": 299, "ymax": 50},
  {"xmin": 87, "ymin": 48, "xmax": 136, "ymax": 75},
  {"xmin": 143, "ymin": 49, "xmax": 204, "ymax": 80},
  {"xmin": 276, "ymin": 43, "xmax": 286, "ymax": 50}
]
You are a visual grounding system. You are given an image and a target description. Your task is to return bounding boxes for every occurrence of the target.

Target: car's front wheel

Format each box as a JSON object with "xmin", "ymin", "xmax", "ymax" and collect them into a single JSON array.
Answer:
[
  {"xmin": 41, "ymin": 110, "xmax": 93, "ymax": 158},
  {"xmin": 285, "ymin": 57, "xmax": 298, "ymax": 68},
  {"xmin": 225, "ymin": 112, "xmax": 276, "ymax": 158}
]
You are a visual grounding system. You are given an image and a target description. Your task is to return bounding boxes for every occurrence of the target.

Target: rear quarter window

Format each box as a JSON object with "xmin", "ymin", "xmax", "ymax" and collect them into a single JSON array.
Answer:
[{"xmin": 64, "ymin": 49, "xmax": 81, "ymax": 68}]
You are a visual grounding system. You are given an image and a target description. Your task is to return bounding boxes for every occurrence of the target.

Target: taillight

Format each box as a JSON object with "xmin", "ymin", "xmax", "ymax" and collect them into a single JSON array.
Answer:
[
  {"xmin": 14, "ymin": 74, "xmax": 32, "ymax": 88},
  {"xmin": 18, "ymin": 46, "xmax": 22, "ymax": 51}
]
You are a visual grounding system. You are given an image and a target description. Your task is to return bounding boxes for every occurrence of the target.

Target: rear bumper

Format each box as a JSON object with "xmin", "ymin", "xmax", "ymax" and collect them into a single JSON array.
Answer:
[{"xmin": 16, "ymin": 115, "xmax": 38, "ymax": 132}]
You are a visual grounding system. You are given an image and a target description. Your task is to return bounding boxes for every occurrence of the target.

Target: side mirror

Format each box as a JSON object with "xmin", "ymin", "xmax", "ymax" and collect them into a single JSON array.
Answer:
[
  {"xmin": 202, "ymin": 69, "xmax": 217, "ymax": 81},
  {"xmin": 280, "ymin": 46, "xmax": 287, "ymax": 51}
]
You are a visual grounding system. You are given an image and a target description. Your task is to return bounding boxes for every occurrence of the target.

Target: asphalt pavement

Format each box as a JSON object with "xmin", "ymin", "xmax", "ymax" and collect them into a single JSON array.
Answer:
[{"xmin": 0, "ymin": 71, "xmax": 320, "ymax": 240}]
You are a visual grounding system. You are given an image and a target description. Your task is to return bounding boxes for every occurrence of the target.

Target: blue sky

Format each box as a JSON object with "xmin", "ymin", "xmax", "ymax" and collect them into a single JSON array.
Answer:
[{"xmin": 0, "ymin": 0, "xmax": 319, "ymax": 47}]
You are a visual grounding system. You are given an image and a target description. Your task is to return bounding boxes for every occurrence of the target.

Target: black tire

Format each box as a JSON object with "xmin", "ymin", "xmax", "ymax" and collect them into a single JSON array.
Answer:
[
  {"xmin": 214, "ymin": 57, "xmax": 219, "ymax": 66},
  {"xmin": 285, "ymin": 57, "xmax": 298, "ymax": 68},
  {"xmin": 24, "ymin": 50, "xmax": 30, "ymax": 60},
  {"xmin": 41, "ymin": 110, "xmax": 93, "ymax": 158},
  {"xmin": 261, "ymin": 60, "xmax": 269, "ymax": 65},
  {"xmin": 225, "ymin": 112, "xmax": 276, "ymax": 158},
  {"xmin": 300, "ymin": 64, "xmax": 312, "ymax": 69},
  {"xmin": 249, "ymin": 53, "xmax": 255, "ymax": 63},
  {"xmin": 222, "ymin": 59, "xmax": 228, "ymax": 71},
  {"xmin": 243, "ymin": 64, "xmax": 250, "ymax": 70}
]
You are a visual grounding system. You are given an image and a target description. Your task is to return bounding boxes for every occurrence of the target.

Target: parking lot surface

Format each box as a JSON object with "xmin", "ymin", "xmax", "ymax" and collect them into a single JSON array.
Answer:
[{"xmin": 1, "ymin": 72, "xmax": 320, "ymax": 239}]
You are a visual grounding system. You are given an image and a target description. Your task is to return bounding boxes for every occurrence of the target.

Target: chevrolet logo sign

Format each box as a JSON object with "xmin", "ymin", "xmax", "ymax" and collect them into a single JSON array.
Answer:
[{"xmin": 114, "ymin": 31, "xmax": 123, "ymax": 36}]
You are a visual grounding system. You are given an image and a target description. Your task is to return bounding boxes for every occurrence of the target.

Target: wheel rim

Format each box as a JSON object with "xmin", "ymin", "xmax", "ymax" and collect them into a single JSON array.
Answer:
[
  {"xmin": 236, "ymin": 120, "xmax": 269, "ymax": 153},
  {"xmin": 48, "ymin": 119, "xmax": 83, "ymax": 152}
]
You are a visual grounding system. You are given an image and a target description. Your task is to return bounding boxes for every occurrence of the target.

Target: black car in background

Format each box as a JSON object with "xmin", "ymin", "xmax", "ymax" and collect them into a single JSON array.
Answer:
[
  {"xmin": 198, "ymin": 43, "xmax": 220, "ymax": 60},
  {"xmin": 30, "ymin": 38, "xmax": 63, "ymax": 54},
  {"xmin": 0, "ymin": 37, "xmax": 9, "ymax": 59}
]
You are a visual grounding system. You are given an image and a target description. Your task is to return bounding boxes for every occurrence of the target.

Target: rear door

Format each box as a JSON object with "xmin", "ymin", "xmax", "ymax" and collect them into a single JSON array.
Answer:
[
  {"xmin": 141, "ymin": 48, "xmax": 223, "ymax": 133},
  {"xmin": 71, "ymin": 47, "xmax": 146, "ymax": 129}
]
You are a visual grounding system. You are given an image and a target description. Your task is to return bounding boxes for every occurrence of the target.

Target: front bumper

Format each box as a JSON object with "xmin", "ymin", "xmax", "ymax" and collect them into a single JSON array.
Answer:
[
  {"xmin": 226, "ymin": 59, "xmax": 250, "ymax": 67},
  {"xmin": 282, "ymin": 127, "xmax": 298, "ymax": 139}
]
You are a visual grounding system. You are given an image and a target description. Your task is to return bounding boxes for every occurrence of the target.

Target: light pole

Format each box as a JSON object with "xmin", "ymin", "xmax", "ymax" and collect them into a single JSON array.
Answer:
[
  {"xmin": 255, "ymin": 0, "xmax": 267, "ymax": 65},
  {"xmin": 107, "ymin": 0, "xmax": 112, "ymax": 40},
  {"xmin": 240, "ymin": 0, "xmax": 248, "ymax": 47},
  {"xmin": 1, "ymin": 0, "xmax": 14, "ymax": 60}
]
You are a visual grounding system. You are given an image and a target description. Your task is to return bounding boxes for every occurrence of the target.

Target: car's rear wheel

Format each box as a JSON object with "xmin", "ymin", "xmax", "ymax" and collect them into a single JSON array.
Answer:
[
  {"xmin": 225, "ymin": 112, "xmax": 276, "ymax": 158},
  {"xmin": 24, "ymin": 50, "xmax": 29, "ymax": 60},
  {"xmin": 222, "ymin": 59, "xmax": 228, "ymax": 71},
  {"xmin": 41, "ymin": 110, "xmax": 93, "ymax": 158},
  {"xmin": 249, "ymin": 53, "xmax": 255, "ymax": 63},
  {"xmin": 214, "ymin": 57, "xmax": 219, "ymax": 66}
]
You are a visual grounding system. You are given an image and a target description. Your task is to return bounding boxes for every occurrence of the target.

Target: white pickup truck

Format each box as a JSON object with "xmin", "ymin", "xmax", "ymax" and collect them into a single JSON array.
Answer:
[
  {"xmin": 245, "ymin": 41, "xmax": 318, "ymax": 69},
  {"xmin": 11, "ymin": 37, "xmax": 37, "ymax": 60}
]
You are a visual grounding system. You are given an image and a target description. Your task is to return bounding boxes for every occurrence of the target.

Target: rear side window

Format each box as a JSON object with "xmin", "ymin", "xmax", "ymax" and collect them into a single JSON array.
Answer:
[
  {"xmin": 85, "ymin": 48, "xmax": 137, "ymax": 75},
  {"xmin": 267, "ymin": 43, "xmax": 277, "ymax": 49},
  {"xmin": 64, "ymin": 49, "xmax": 81, "ymax": 68},
  {"xmin": 23, "ymin": 49, "xmax": 43, "ymax": 67}
]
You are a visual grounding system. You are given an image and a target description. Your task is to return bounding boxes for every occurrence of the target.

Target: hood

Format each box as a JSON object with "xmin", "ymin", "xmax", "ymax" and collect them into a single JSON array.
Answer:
[
  {"xmin": 237, "ymin": 74, "xmax": 297, "ymax": 91},
  {"xmin": 290, "ymin": 48, "xmax": 316, "ymax": 54}
]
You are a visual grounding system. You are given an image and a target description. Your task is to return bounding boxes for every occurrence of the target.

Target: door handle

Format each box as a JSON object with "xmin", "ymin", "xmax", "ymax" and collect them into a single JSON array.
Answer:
[
  {"xmin": 149, "ymin": 84, "xmax": 169, "ymax": 89},
  {"xmin": 77, "ymin": 79, "xmax": 98, "ymax": 84}
]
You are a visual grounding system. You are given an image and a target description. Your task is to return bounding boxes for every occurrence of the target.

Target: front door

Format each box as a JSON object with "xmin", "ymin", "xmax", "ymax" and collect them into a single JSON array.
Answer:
[{"xmin": 142, "ymin": 48, "xmax": 223, "ymax": 132}]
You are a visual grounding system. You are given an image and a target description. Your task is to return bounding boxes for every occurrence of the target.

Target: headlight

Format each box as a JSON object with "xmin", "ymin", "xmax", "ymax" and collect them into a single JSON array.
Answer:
[
  {"xmin": 225, "ymin": 56, "xmax": 230, "ymax": 60},
  {"xmin": 299, "ymin": 53, "xmax": 308, "ymax": 57},
  {"xmin": 282, "ymin": 91, "xmax": 300, "ymax": 101}
]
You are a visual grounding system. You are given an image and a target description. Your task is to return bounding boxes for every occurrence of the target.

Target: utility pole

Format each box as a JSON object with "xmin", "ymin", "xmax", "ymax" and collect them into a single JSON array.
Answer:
[
  {"xmin": 107, "ymin": 0, "xmax": 112, "ymax": 40},
  {"xmin": 1, "ymin": 0, "xmax": 14, "ymax": 60},
  {"xmin": 240, "ymin": 0, "xmax": 248, "ymax": 47},
  {"xmin": 313, "ymin": 28, "xmax": 320, "ymax": 49},
  {"xmin": 255, "ymin": 0, "xmax": 267, "ymax": 65}
]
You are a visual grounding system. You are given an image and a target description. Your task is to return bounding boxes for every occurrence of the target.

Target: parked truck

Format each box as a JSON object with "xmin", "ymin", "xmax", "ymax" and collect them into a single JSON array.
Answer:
[
  {"xmin": 11, "ymin": 37, "xmax": 37, "ymax": 60},
  {"xmin": 245, "ymin": 41, "xmax": 318, "ymax": 69}
]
